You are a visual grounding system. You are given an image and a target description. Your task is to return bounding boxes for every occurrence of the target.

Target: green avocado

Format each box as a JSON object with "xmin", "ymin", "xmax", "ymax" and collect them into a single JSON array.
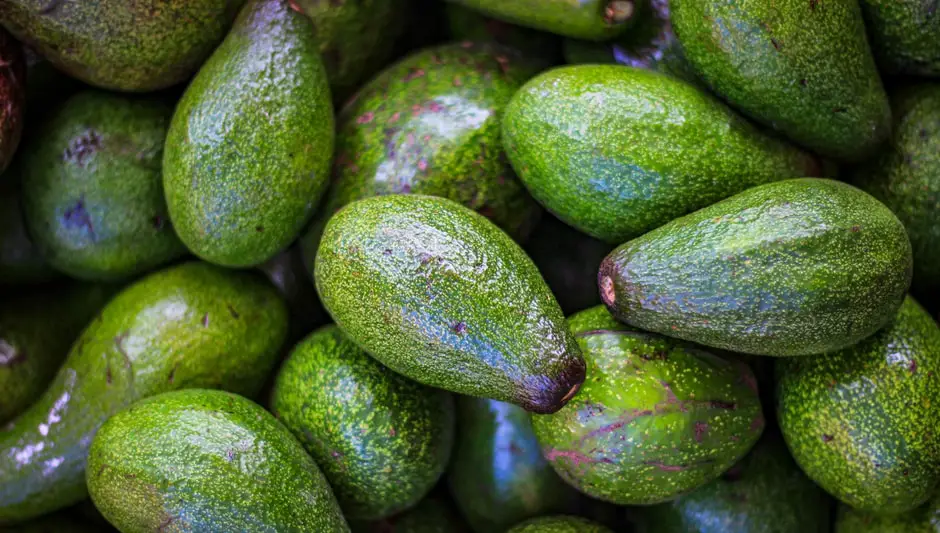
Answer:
[
  {"xmin": 835, "ymin": 496, "xmax": 940, "ymax": 533},
  {"xmin": 671, "ymin": 0, "xmax": 890, "ymax": 162},
  {"xmin": 599, "ymin": 178, "xmax": 912, "ymax": 357},
  {"xmin": 315, "ymin": 194, "xmax": 585, "ymax": 414},
  {"xmin": 633, "ymin": 433, "xmax": 832, "ymax": 533},
  {"xmin": 532, "ymin": 305, "xmax": 764, "ymax": 505},
  {"xmin": 0, "ymin": 0, "xmax": 244, "ymax": 91},
  {"xmin": 502, "ymin": 65, "xmax": 820, "ymax": 244},
  {"xmin": 776, "ymin": 296, "xmax": 940, "ymax": 514},
  {"xmin": 270, "ymin": 325, "xmax": 455, "ymax": 520},
  {"xmin": 0, "ymin": 185, "xmax": 58, "ymax": 286},
  {"xmin": 0, "ymin": 28, "xmax": 23, "ymax": 176},
  {"xmin": 20, "ymin": 90, "xmax": 186, "ymax": 282},
  {"xmin": 351, "ymin": 494, "xmax": 470, "ymax": 533},
  {"xmin": 446, "ymin": 0, "xmax": 637, "ymax": 40},
  {"xmin": 445, "ymin": 3, "xmax": 562, "ymax": 62},
  {"xmin": 87, "ymin": 389, "xmax": 349, "ymax": 533},
  {"xmin": 506, "ymin": 515, "xmax": 614, "ymax": 533},
  {"xmin": 0, "ymin": 283, "xmax": 114, "ymax": 423},
  {"xmin": 164, "ymin": 0, "xmax": 334, "ymax": 268},
  {"xmin": 0, "ymin": 261, "xmax": 288, "ymax": 524},
  {"xmin": 448, "ymin": 396, "xmax": 579, "ymax": 532},
  {"xmin": 853, "ymin": 84, "xmax": 940, "ymax": 293},
  {"xmin": 859, "ymin": 0, "xmax": 940, "ymax": 76}
]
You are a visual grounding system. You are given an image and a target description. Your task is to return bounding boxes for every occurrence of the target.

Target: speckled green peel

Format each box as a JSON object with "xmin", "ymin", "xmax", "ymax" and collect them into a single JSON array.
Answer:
[
  {"xmin": 836, "ymin": 496, "xmax": 940, "ymax": 533},
  {"xmin": 0, "ymin": 261, "xmax": 289, "ymax": 524},
  {"xmin": 20, "ymin": 90, "xmax": 186, "ymax": 281},
  {"xmin": 777, "ymin": 296, "xmax": 940, "ymax": 513},
  {"xmin": 502, "ymin": 65, "xmax": 820, "ymax": 244},
  {"xmin": 270, "ymin": 325, "xmax": 455, "ymax": 520},
  {"xmin": 447, "ymin": 0, "xmax": 637, "ymax": 40},
  {"xmin": 350, "ymin": 494, "xmax": 470, "ymax": 533},
  {"xmin": 0, "ymin": 0, "xmax": 244, "ymax": 91},
  {"xmin": 532, "ymin": 305, "xmax": 764, "ymax": 506},
  {"xmin": 445, "ymin": 3, "xmax": 562, "ymax": 63},
  {"xmin": 0, "ymin": 185, "xmax": 59, "ymax": 285},
  {"xmin": 600, "ymin": 178, "xmax": 912, "ymax": 356},
  {"xmin": 164, "ymin": 0, "xmax": 334, "ymax": 268},
  {"xmin": 671, "ymin": 0, "xmax": 891, "ymax": 162},
  {"xmin": 315, "ymin": 194, "xmax": 585, "ymax": 414},
  {"xmin": 860, "ymin": 0, "xmax": 940, "ymax": 76},
  {"xmin": 87, "ymin": 389, "xmax": 349, "ymax": 533},
  {"xmin": 506, "ymin": 515, "xmax": 614, "ymax": 533}
]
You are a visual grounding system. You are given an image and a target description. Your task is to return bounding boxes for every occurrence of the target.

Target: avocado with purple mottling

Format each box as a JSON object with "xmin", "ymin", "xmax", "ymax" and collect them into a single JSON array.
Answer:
[
  {"xmin": 777, "ymin": 296, "xmax": 940, "ymax": 514},
  {"xmin": 448, "ymin": 396, "xmax": 579, "ymax": 532},
  {"xmin": 20, "ymin": 90, "xmax": 186, "ymax": 282},
  {"xmin": 350, "ymin": 494, "xmax": 470, "ymax": 533},
  {"xmin": 859, "ymin": 0, "xmax": 940, "ymax": 76},
  {"xmin": 446, "ymin": 3, "xmax": 561, "ymax": 63},
  {"xmin": 836, "ymin": 495, "xmax": 940, "ymax": 533},
  {"xmin": 506, "ymin": 515, "xmax": 614, "ymax": 533},
  {"xmin": 599, "ymin": 178, "xmax": 912, "ymax": 356},
  {"xmin": 531, "ymin": 305, "xmax": 764, "ymax": 505},
  {"xmin": 164, "ymin": 0, "xmax": 334, "ymax": 268},
  {"xmin": 315, "ymin": 194, "xmax": 585, "ymax": 414},
  {"xmin": 0, "ymin": 184, "xmax": 58, "ymax": 285},
  {"xmin": 87, "ymin": 389, "xmax": 349, "ymax": 532},
  {"xmin": 0, "ymin": 261, "xmax": 289, "ymax": 524},
  {"xmin": 0, "ymin": 27, "xmax": 23, "ymax": 176},
  {"xmin": 270, "ymin": 325, "xmax": 455, "ymax": 520},
  {"xmin": 447, "ymin": 0, "xmax": 637, "ymax": 40},
  {"xmin": 502, "ymin": 65, "xmax": 820, "ymax": 244},
  {"xmin": 0, "ymin": 0, "xmax": 244, "ymax": 91}
]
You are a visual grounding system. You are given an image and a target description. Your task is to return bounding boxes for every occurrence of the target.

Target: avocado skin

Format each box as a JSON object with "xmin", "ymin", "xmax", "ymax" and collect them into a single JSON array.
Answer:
[
  {"xmin": 853, "ymin": 85, "xmax": 940, "ymax": 293},
  {"xmin": 0, "ymin": 283, "xmax": 114, "ymax": 424},
  {"xmin": 502, "ymin": 65, "xmax": 820, "ymax": 244},
  {"xmin": 87, "ymin": 389, "xmax": 349, "ymax": 533},
  {"xmin": 0, "ymin": 261, "xmax": 288, "ymax": 524},
  {"xmin": 315, "ymin": 194, "xmax": 585, "ymax": 414},
  {"xmin": 447, "ymin": 0, "xmax": 634, "ymax": 40},
  {"xmin": 351, "ymin": 494, "xmax": 470, "ymax": 533},
  {"xmin": 20, "ymin": 90, "xmax": 186, "ymax": 281},
  {"xmin": 0, "ymin": 28, "xmax": 23, "ymax": 176},
  {"xmin": 633, "ymin": 433, "xmax": 831, "ymax": 533},
  {"xmin": 0, "ymin": 186, "xmax": 58, "ymax": 285},
  {"xmin": 0, "ymin": 0, "xmax": 244, "ymax": 92},
  {"xmin": 164, "ymin": 0, "xmax": 334, "ymax": 268},
  {"xmin": 446, "ymin": 3, "xmax": 562, "ymax": 63},
  {"xmin": 860, "ymin": 0, "xmax": 940, "ymax": 76},
  {"xmin": 532, "ymin": 305, "xmax": 764, "ymax": 505},
  {"xmin": 600, "ymin": 178, "xmax": 912, "ymax": 356},
  {"xmin": 835, "ymin": 497, "xmax": 940, "ymax": 532},
  {"xmin": 671, "ymin": 0, "xmax": 890, "ymax": 162},
  {"xmin": 777, "ymin": 296, "xmax": 940, "ymax": 513},
  {"xmin": 271, "ymin": 325, "xmax": 455, "ymax": 520},
  {"xmin": 448, "ymin": 396, "xmax": 579, "ymax": 532},
  {"xmin": 506, "ymin": 515, "xmax": 614, "ymax": 533}
]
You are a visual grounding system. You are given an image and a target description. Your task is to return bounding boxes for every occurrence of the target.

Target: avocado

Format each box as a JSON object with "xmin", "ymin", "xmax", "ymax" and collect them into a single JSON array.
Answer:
[
  {"xmin": 351, "ymin": 494, "xmax": 470, "ymax": 533},
  {"xmin": 0, "ymin": 283, "xmax": 114, "ymax": 423},
  {"xmin": 270, "ymin": 325, "xmax": 455, "ymax": 520},
  {"xmin": 0, "ymin": 0, "xmax": 244, "ymax": 92},
  {"xmin": 532, "ymin": 305, "xmax": 764, "ymax": 505},
  {"xmin": 19, "ymin": 90, "xmax": 186, "ymax": 281},
  {"xmin": 259, "ymin": 243, "xmax": 326, "ymax": 341},
  {"xmin": 671, "ymin": 0, "xmax": 890, "ymax": 162},
  {"xmin": 0, "ymin": 261, "xmax": 289, "ymax": 524},
  {"xmin": 0, "ymin": 28, "xmax": 23, "ymax": 176},
  {"xmin": 315, "ymin": 194, "xmax": 585, "ymax": 414},
  {"xmin": 506, "ymin": 516, "xmax": 614, "ymax": 533},
  {"xmin": 446, "ymin": 3, "xmax": 562, "ymax": 63},
  {"xmin": 448, "ymin": 396, "xmax": 580, "ymax": 532},
  {"xmin": 853, "ymin": 84, "xmax": 940, "ymax": 293},
  {"xmin": 632, "ymin": 433, "xmax": 832, "ymax": 533},
  {"xmin": 502, "ymin": 65, "xmax": 820, "ymax": 244},
  {"xmin": 164, "ymin": 0, "xmax": 334, "ymax": 268},
  {"xmin": 0, "ymin": 185, "xmax": 58, "ymax": 286},
  {"xmin": 599, "ymin": 178, "xmax": 912, "ymax": 356},
  {"xmin": 859, "ymin": 0, "xmax": 940, "ymax": 76},
  {"xmin": 87, "ymin": 389, "xmax": 349, "ymax": 533},
  {"xmin": 835, "ymin": 496, "xmax": 940, "ymax": 533},
  {"xmin": 777, "ymin": 296, "xmax": 940, "ymax": 514},
  {"xmin": 446, "ymin": 0, "xmax": 637, "ymax": 40}
]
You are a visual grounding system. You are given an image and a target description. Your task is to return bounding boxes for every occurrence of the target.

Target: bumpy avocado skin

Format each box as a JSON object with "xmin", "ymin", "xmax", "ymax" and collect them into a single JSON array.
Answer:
[
  {"xmin": 600, "ymin": 178, "xmax": 912, "ymax": 356},
  {"xmin": 776, "ymin": 296, "xmax": 940, "ymax": 513},
  {"xmin": 0, "ymin": 283, "xmax": 114, "ymax": 424},
  {"xmin": 446, "ymin": 3, "xmax": 562, "ymax": 63},
  {"xmin": 836, "ymin": 496, "xmax": 940, "ymax": 533},
  {"xmin": 854, "ymin": 85, "xmax": 940, "ymax": 293},
  {"xmin": 351, "ymin": 494, "xmax": 470, "ymax": 533},
  {"xmin": 448, "ymin": 396, "xmax": 580, "ymax": 532},
  {"xmin": 0, "ymin": 28, "xmax": 24, "ymax": 176},
  {"xmin": 164, "ymin": 0, "xmax": 334, "ymax": 268},
  {"xmin": 506, "ymin": 515, "xmax": 614, "ymax": 533},
  {"xmin": 447, "ymin": 0, "xmax": 635, "ymax": 40},
  {"xmin": 532, "ymin": 305, "xmax": 764, "ymax": 505},
  {"xmin": 0, "ymin": 185, "xmax": 58, "ymax": 285},
  {"xmin": 633, "ymin": 433, "xmax": 831, "ymax": 533},
  {"xmin": 0, "ymin": 262, "xmax": 289, "ymax": 524},
  {"xmin": 0, "ymin": 0, "xmax": 244, "ymax": 91},
  {"xmin": 315, "ymin": 194, "xmax": 585, "ymax": 414},
  {"xmin": 671, "ymin": 0, "xmax": 890, "ymax": 162},
  {"xmin": 87, "ymin": 389, "xmax": 349, "ymax": 533},
  {"xmin": 859, "ymin": 0, "xmax": 940, "ymax": 76},
  {"xmin": 270, "ymin": 325, "xmax": 455, "ymax": 520},
  {"xmin": 20, "ymin": 91, "xmax": 186, "ymax": 281},
  {"xmin": 502, "ymin": 65, "xmax": 820, "ymax": 244}
]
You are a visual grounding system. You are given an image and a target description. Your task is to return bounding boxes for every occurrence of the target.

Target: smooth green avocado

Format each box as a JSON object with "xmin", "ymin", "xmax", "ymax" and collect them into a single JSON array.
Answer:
[
  {"xmin": 859, "ymin": 0, "xmax": 940, "ymax": 76},
  {"xmin": 446, "ymin": 0, "xmax": 637, "ymax": 40},
  {"xmin": 506, "ymin": 515, "xmax": 614, "ymax": 533}
]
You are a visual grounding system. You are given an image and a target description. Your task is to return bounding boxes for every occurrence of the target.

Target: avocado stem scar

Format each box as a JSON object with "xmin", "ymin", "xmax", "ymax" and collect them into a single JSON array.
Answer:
[
  {"xmin": 605, "ymin": 0, "xmax": 634, "ymax": 25},
  {"xmin": 600, "ymin": 275, "xmax": 615, "ymax": 307}
]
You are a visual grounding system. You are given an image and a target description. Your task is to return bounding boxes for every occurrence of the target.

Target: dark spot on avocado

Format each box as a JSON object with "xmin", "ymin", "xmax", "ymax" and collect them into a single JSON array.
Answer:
[
  {"xmin": 641, "ymin": 350, "xmax": 669, "ymax": 361},
  {"xmin": 151, "ymin": 214, "xmax": 166, "ymax": 230},
  {"xmin": 800, "ymin": 78, "xmax": 808, "ymax": 87},
  {"xmin": 227, "ymin": 304, "xmax": 240, "ymax": 319},
  {"xmin": 156, "ymin": 515, "xmax": 178, "ymax": 532},
  {"xmin": 201, "ymin": 313, "xmax": 209, "ymax": 327},
  {"xmin": 114, "ymin": 332, "xmax": 132, "ymax": 368},
  {"xmin": 106, "ymin": 363, "xmax": 112, "ymax": 385},
  {"xmin": 168, "ymin": 363, "xmax": 179, "ymax": 384},
  {"xmin": 822, "ymin": 434, "xmax": 834, "ymax": 442},
  {"xmin": 851, "ymin": 225, "xmax": 861, "ymax": 232},
  {"xmin": 920, "ymin": 128, "xmax": 929, "ymax": 138},
  {"xmin": 63, "ymin": 130, "xmax": 102, "ymax": 166},
  {"xmin": 39, "ymin": 0, "xmax": 62, "ymax": 15},
  {"xmin": 909, "ymin": 359, "xmax": 918, "ymax": 374},
  {"xmin": 383, "ymin": 249, "xmax": 392, "ymax": 256},
  {"xmin": 833, "ymin": 107, "xmax": 848, "ymax": 113},
  {"xmin": 255, "ymin": 225, "xmax": 264, "ymax": 233},
  {"xmin": 402, "ymin": 67, "xmax": 425, "ymax": 82},
  {"xmin": 694, "ymin": 421, "xmax": 709, "ymax": 442},
  {"xmin": 770, "ymin": 38, "xmax": 781, "ymax": 50},
  {"xmin": 63, "ymin": 198, "xmax": 96, "ymax": 238},
  {"xmin": 643, "ymin": 461, "xmax": 690, "ymax": 472},
  {"xmin": 452, "ymin": 321, "xmax": 467, "ymax": 335},
  {"xmin": 809, "ymin": 0, "xmax": 819, "ymax": 10},
  {"xmin": 709, "ymin": 400, "xmax": 737, "ymax": 410}
]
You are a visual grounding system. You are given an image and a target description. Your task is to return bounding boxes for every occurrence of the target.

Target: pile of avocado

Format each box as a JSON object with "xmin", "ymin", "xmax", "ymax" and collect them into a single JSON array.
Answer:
[{"xmin": 0, "ymin": 0, "xmax": 937, "ymax": 531}]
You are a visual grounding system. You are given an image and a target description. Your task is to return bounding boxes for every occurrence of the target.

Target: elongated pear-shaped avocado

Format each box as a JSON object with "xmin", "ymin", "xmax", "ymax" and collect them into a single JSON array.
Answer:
[
  {"xmin": 836, "ymin": 496, "xmax": 940, "ymax": 533},
  {"xmin": 777, "ymin": 296, "xmax": 940, "ymax": 513},
  {"xmin": 671, "ymin": 0, "xmax": 890, "ymax": 161},
  {"xmin": 87, "ymin": 389, "xmax": 349, "ymax": 532},
  {"xmin": 859, "ymin": 0, "xmax": 940, "ymax": 76},
  {"xmin": 447, "ymin": 0, "xmax": 637, "ymax": 40},
  {"xmin": 502, "ymin": 65, "xmax": 820, "ymax": 244},
  {"xmin": 164, "ymin": 0, "xmax": 334, "ymax": 268},
  {"xmin": 600, "ymin": 178, "xmax": 912, "ymax": 357},
  {"xmin": 0, "ymin": 262, "xmax": 288, "ymax": 524},
  {"xmin": 506, "ymin": 516, "xmax": 614, "ymax": 533},
  {"xmin": 315, "ymin": 194, "xmax": 585, "ymax": 414}
]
